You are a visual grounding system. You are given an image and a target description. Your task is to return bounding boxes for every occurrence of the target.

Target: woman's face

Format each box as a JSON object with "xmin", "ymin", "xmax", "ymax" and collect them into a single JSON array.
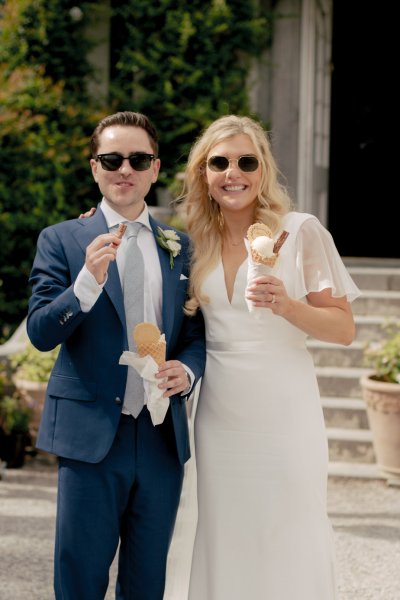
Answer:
[{"xmin": 205, "ymin": 134, "xmax": 261, "ymax": 217}]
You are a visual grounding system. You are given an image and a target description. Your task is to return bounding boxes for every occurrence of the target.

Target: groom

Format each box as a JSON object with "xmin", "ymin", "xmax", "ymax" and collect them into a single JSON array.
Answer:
[{"xmin": 27, "ymin": 111, "xmax": 205, "ymax": 599}]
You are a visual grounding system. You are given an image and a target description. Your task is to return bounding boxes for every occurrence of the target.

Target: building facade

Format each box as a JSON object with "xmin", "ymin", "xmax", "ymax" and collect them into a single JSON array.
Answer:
[
  {"xmin": 88, "ymin": 0, "xmax": 397, "ymax": 259},
  {"xmin": 252, "ymin": 0, "xmax": 396, "ymax": 259}
]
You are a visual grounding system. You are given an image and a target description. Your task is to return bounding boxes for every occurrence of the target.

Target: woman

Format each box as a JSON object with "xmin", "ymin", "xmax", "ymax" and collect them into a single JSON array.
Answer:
[{"xmin": 168, "ymin": 115, "xmax": 360, "ymax": 599}]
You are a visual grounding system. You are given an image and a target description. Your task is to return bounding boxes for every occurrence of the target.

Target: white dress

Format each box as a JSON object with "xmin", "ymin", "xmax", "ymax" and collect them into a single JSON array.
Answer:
[{"xmin": 164, "ymin": 212, "xmax": 360, "ymax": 600}]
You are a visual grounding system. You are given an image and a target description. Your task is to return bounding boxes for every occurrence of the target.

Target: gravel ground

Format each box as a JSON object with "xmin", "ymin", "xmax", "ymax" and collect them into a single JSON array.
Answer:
[
  {"xmin": 328, "ymin": 477, "xmax": 400, "ymax": 600},
  {"xmin": 0, "ymin": 457, "xmax": 399, "ymax": 600}
]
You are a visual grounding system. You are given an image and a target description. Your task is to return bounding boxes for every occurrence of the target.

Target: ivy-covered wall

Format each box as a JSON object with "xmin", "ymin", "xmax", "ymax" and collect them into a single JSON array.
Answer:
[
  {"xmin": 109, "ymin": 0, "xmax": 272, "ymax": 185},
  {"xmin": 0, "ymin": 0, "xmax": 103, "ymax": 335},
  {"xmin": 0, "ymin": 0, "xmax": 273, "ymax": 336}
]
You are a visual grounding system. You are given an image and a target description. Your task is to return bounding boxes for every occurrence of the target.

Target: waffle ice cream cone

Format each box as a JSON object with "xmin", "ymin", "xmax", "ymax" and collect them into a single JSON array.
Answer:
[
  {"xmin": 133, "ymin": 322, "xmax": 166, "ymax": 365},
  {"xmin": 247, "ymin": 223, "xmax": 289, "ymax": 267},
  {"xmin": 247, "ymin": 223, "xmax": 277, "ymax": 266}
]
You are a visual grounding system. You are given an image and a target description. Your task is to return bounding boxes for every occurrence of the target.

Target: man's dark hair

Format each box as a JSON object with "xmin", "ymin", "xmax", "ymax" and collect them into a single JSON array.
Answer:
[{"xmin": 90, "ymin": 111, "xmax": 159, "ymax": 157}]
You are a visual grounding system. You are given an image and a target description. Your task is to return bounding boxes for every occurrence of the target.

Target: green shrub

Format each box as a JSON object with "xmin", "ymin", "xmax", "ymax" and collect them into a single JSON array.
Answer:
[
  {"xmin": 110, "ymin": 0, "xmax": 272, "ymax": 186},
  {"xmin": 0, "ymin": 394, "xmax": 31, "ymax": 434},
  {"xmin": 11, "ymin": 343, "xmax": 59, "ymax": 383},
  {"xmin": 0, "ymin": 0, "xmax": 105, "ymax": 332},
  {"xmin": 364, "ymin": 322, "xmax": 400, "ymax": 384}
]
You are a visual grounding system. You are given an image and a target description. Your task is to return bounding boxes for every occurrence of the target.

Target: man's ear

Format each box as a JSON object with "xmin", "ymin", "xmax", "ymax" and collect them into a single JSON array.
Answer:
[
  {"xmin": 151, "ymin": 158, "xmax": 161, "ymax": 184},
  {"xmin": 90, "ymin": 158, "xmax": 99, "ymax": 182}
]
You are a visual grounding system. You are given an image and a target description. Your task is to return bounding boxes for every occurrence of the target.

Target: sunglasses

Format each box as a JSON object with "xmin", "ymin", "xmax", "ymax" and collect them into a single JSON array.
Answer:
[
  {"xmin": 207, "ymin": 155, "xmax": 259, "ymax": 173},
  {"xmin": 96, "ymin": 152, "xmax": 157, "ymax": 172}
]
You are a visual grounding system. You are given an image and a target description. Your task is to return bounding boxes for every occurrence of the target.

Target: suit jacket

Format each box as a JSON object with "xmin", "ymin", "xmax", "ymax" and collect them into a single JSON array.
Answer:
[{"xmin": 27, "ymin": 208, "xmax": 205, "ymax": 465}]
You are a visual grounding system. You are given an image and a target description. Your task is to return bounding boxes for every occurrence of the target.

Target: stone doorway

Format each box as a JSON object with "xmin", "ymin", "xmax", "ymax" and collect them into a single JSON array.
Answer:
[{"xmin": 328, "ymin": 0, "xmax": 397, "ymax": 258}]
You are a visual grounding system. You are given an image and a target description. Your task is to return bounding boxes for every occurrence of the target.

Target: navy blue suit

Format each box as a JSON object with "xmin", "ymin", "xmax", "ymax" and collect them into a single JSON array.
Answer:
[{"xmin": 27, "ymin": 207, "xmax": 205, "ymax": 599}]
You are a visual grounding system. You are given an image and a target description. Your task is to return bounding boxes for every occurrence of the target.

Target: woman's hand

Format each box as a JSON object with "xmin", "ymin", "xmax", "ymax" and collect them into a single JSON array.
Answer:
[
  {"xmin": 155, "ymin": 360, "xmax": 190, "ymax": 397},
  {"xmin": 246, "ymin": 275, "xmax": 291, "ymax": 316},
  {"xmin": 246, "ymin": 275, "xmax": 355, "ymax": 345}
]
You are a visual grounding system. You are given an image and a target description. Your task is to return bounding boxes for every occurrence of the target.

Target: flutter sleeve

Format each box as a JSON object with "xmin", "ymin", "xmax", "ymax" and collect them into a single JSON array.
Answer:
[{"xmin": 292, "ymin": 216, "xmax": 361, "ymax": 302}]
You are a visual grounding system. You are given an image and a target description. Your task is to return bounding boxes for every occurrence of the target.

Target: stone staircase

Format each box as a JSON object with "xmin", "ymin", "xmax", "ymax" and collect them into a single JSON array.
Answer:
[{"xmin": 307, "ymin": 261, "xmax": 400, "ymax": 479}]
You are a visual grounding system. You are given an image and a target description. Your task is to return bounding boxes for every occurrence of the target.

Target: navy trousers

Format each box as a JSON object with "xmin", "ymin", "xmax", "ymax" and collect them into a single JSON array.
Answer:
[{"xmin": 54, "ymin": 409, "xmax": 184, "ymax": 600}]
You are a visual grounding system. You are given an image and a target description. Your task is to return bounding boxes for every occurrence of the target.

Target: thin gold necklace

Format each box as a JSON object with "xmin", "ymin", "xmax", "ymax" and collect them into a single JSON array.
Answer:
[
  {"xmin": 227, "ymin": 238, "xmax": 243, "ymax": 246},
  {"xmin": 224, "ymin": 228, "xmax": 248, "ymax": 247}
]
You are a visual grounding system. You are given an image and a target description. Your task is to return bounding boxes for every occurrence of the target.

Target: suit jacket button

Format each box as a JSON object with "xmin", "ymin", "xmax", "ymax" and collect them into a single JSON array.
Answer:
[{"xmin": 115, "ymin": 396, "xmax": 122, "ymax": 404}]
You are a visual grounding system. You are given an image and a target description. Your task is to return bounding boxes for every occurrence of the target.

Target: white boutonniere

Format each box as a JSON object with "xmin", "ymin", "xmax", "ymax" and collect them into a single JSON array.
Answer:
[{"xmin": 156, "ymin": 227, "xmax": 182, "ymax": 269}]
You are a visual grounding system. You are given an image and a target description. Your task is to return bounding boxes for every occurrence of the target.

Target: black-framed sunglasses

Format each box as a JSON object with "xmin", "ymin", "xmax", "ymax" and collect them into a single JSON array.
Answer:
[
  {"xmin": 207, "ymin": 155, "xmax": 259, "ymax": 173},
  {"xmin": 96, "ymin": 152, "xmax": 157, "ymax": 172}
]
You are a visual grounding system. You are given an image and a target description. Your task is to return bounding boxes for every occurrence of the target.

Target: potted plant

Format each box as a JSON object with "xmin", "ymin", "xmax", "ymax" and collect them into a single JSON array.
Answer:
[
  {"xmin": 11, "ymin": 343, "xmax": 59, "ymax": 434},
  {"xmin": 360, "ymin": 322, "xmax": 400, "ymax": 484},
  {"xmin": 0, "ymin": 389, "xmax": 32, "ymax": 469}
]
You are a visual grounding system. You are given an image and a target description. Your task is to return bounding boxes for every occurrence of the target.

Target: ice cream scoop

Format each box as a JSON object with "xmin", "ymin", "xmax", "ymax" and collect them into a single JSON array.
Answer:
[
  {"xmin": 251, "ymin": 235, "xmax": 274, "ymax": 258},
  {"xmin": 247, "ymin": 222, "xmax": 289, "ymax": 267}
]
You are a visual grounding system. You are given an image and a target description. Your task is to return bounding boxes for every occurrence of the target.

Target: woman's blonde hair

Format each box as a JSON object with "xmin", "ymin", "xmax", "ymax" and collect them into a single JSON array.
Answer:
[{"xmin": 177, "ymin": 114, "xmax": 292, "ymax": 315}]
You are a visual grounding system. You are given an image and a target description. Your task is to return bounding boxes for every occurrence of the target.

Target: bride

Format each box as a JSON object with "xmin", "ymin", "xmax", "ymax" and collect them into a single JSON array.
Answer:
[{"xmin": 164, "ymin": 114, "xmax": 360, "ymax": 599}]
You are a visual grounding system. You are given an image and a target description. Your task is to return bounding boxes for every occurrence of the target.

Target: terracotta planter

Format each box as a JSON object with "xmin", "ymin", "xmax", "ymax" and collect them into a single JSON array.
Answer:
[
  {"xmin": 13, "ymin": 378, "xmax": 47, "ymax": 433},
  {"xmin": 360, "ymin": 375, "xmax": 400, "ymax": 483}
]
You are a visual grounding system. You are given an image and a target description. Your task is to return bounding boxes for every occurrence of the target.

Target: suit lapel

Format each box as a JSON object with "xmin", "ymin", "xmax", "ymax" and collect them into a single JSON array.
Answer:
[
  {"xmin": 74, "ymin": 211, "xmax": 184, "ymax": 339},
  {"xmin": 150, "ymin": 217, "xmax": 183, "ymax": 343},
  {"xmin": 73, "ymin": 208, "xmax": 125, "ymax": 326}
]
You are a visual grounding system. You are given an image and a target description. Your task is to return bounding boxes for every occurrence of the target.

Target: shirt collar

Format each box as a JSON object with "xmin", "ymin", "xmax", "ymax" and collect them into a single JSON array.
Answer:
[{"xmin": 100, "ymin": 198, "xmax": 152, "ymax": 232}]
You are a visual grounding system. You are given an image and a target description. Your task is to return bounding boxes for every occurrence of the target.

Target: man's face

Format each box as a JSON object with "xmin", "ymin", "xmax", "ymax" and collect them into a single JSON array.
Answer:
[{"xmin": 90, "ymin": 125, "xmax": 160, "ymax": 220}]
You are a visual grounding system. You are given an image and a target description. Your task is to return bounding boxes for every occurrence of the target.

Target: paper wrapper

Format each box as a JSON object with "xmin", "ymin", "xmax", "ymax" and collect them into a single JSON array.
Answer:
[
  {"xmin": 244, "ymin": 238, "xmax": 277, "ymax": 317},
  {"xmin": 119, "ymin": 351, "xmax": 169, "ymax": 426},
  {"xmin": 244, "ymin": 226, "xmax": 289, "ymax": 317}
]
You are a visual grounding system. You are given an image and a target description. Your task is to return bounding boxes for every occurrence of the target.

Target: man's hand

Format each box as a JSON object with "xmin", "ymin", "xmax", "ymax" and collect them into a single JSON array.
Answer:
[
  {"xmin": 155, "ymin": 361, "xmax": 190, "ymax": 397},
  {"xmin": 85, "ymin": 233, "xmax": 122, "ymax": 284},
  {"xmin": 79, "ymin": 207, "xmax": 97, "ymax": 219}
]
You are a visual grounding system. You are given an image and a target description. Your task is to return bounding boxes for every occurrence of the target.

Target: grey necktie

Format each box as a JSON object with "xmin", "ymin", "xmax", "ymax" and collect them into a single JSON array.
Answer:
[{"xmin": 123, "ymin": 222, "xmax": 145, "ymax": 417}]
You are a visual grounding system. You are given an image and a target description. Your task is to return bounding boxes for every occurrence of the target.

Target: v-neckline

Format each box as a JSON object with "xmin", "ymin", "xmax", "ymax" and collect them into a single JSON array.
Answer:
[{"xmin": 220, "ymin": 257, "xmax": 247, "ymax": 305}]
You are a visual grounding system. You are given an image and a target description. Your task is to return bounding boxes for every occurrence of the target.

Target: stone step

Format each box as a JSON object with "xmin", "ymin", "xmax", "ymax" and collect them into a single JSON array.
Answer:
[
  {"xmin": 352, "ymin": 290, "xmax": 400, "ymax": 317},
  {"xmin": 322, "ymin": 396, "xmax": 369, "ymax": 429},
  {"xmin": 343, "ymin": 257, "xmax": 400, "ymax": 268},
  {"xmin": 327, "ymin": 427, "xmax": 375, "ymax": 463},
  {"xmin": 321, "ymin": 261, "xmax": 400, "ymax": 476},
  {"xmin": 354, "ymin": 315, "xmax": 392, "ymax": 342},
  {"xmin": 316, "ymin": 366, "xmax": 369, "ymax": 398},
  {"xmin": 347, "ymin": 266, "xmax": 400, "ymax": 291},
  {"xmin": 308, "ymin": 339, "xmax": 364, "ymax": 368},
  {"xmin": 328, "ymin": 461, "xmax": 383, "ymax": 480}
]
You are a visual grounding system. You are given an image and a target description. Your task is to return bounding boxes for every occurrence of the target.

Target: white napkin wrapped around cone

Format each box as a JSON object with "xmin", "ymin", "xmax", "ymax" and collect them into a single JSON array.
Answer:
[
  {"xmin": 245, "ymin": 223, "xmax": 289, "ymax": 316},
  {"xmin": 119, "ymin": 323, "xmax": 168, "ymax": 426}
]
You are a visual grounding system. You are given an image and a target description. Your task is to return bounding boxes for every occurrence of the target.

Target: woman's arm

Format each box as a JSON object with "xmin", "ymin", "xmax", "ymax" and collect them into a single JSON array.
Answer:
[
  {"xmin": 247, "ymin": 278, "xmax": 355, "ymax": 345},
  {"xmin": 284, "ymin": 288, "xmax": 355, "ymax": 345}
]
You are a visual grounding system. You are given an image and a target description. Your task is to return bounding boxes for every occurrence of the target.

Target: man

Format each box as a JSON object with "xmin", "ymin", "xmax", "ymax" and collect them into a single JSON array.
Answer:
[{"xmin": 27, "ymin": 111, "xmax": 205, "ymax": 599}]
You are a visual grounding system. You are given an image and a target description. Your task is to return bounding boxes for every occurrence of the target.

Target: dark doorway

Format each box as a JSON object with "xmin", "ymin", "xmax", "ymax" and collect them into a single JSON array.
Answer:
[{"xmin": 328, "ymin": 1, "xmax": 397, "ymax": 258}]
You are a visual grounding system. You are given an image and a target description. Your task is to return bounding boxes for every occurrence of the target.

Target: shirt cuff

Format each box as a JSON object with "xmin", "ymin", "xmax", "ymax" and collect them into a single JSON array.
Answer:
[
  {"xmin": 74, "ymin": 265, "xmax": 107, "ymax": 313},
  {"xmin": 180, "ymin": 365, "xmax": 195, "ymax": 396}
]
